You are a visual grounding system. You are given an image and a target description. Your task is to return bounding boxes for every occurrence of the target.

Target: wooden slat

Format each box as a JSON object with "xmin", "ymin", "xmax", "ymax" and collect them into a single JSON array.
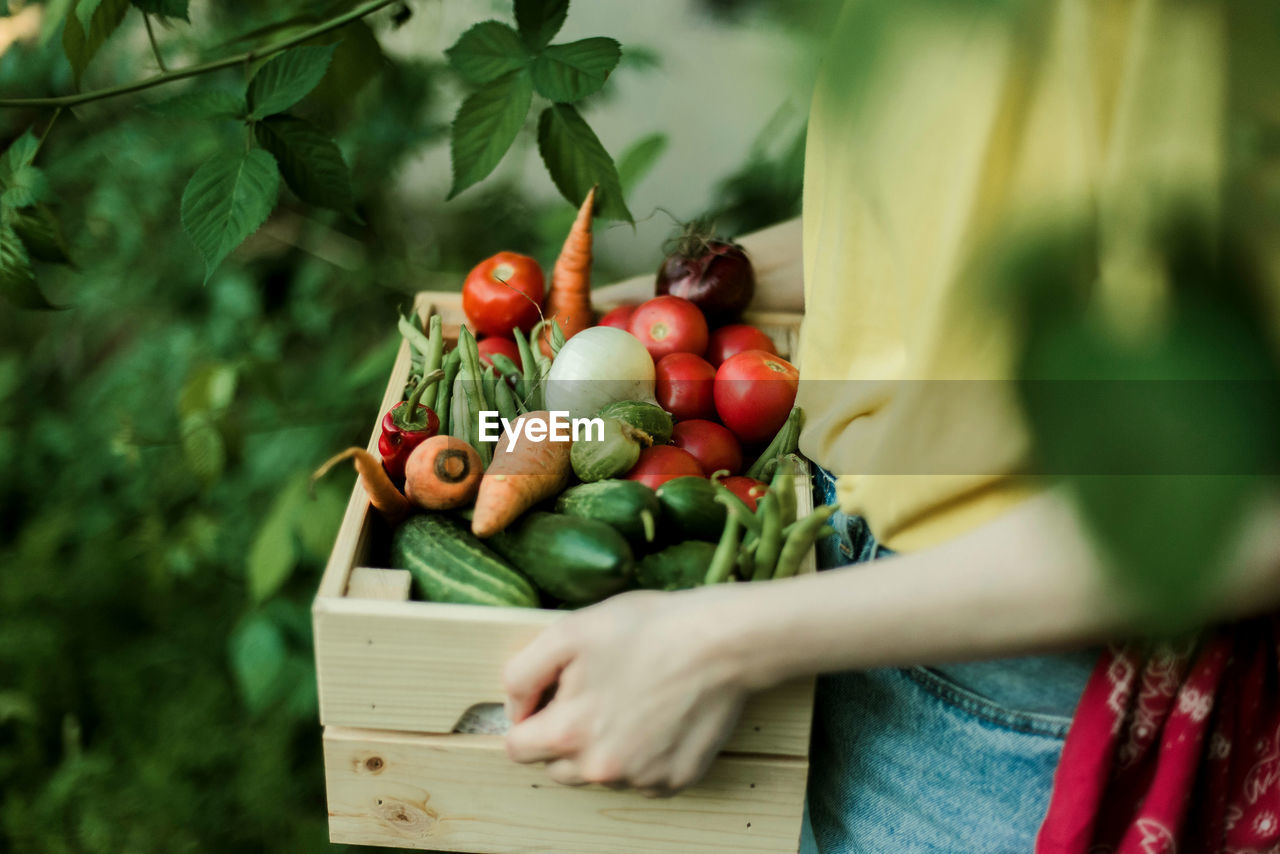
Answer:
[
  {"xmin": 346, "ymin": 567, "xmax": 413, "ymax": 601},
  {"xmin": 323, "ymin": 727, "xmax": 807, "ymax": 854},
  {"xmin": 314, "ymin": 595, "xmax": 814, "ymax": 756}
]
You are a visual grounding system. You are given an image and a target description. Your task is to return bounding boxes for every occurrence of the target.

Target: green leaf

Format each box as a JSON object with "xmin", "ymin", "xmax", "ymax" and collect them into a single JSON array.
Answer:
[
  {"xmin": 180, "ymin": 413, "xmax": 225, "ymax": 485},
  {"xmin": 246, "ymin": 498, "xmax": 297, "ymax": 604},
  {"xmin": 62, "ymin": 0, "xmax": 129, "ymax": 86},
  {"xmin": 448, "ymin": 69, "xmax": 533, "ymax": 200},
  {"xmin": 445, "ymin": 21, "xmax": 529, "ymax": 85},
  {"xmin": 2, "ymin": 166, "xmax": 49, "ymax": 209},
  {"xmin": 5, "ymin": 130, "xmax": 39, "ymax": 173},
  {"xmin": 247, "ymin": 44, "xmax": 337, "ymax": 119},
  {"xmin": 148, "ymin": 90, "xmax": 246, "ymax": 120},
  {"xmin": 75, "ymin": 0, "xmax": 105, "ymax": 38},
  {"xmin": 295, "ymin": 482, "xmax": 346, "ymax": 562},
  {"xmin": 536, "ymin": 104, "xmax": 632, "ymax": 221},
  {"xmin": 617, "ymin": 132, "xmax": 667, "ymax": 192},
  {"xmin": 228, "ymin": 613, "xmax": 287, "ymax": 714},
  {"xmin": 0, "ymin": 220, "xmax": 56, "ymax": 309},
  {"xmin": 530, "ymin": 37, "xmax": 620, "ymax": 102},
  {"xmin": 254, "ymin": 116, "xmax": 357, "ymax": 218},
  {"xmin": 11, "ymin": 206, "xmax": 72, "ymax": 265},
  {"xmin": 129, "ymin": 0, "xmax": 188, "ymax": 21},
  {"xmin": 179, "ymin": 363, "xmax": 239, "ymax": 420},
  {"xmin": 514, "ymin": 0, "xmax": 568, "ymax": 50},
  {"xmin": 180, "ymin": 149, "xmax": 280, "ymax": 281}
]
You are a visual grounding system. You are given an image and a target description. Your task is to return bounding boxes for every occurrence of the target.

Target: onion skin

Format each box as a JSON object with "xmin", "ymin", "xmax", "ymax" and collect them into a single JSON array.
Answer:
[{"xmin": 656, "ymin": 240, "xmax": 756, "ymax": 325}]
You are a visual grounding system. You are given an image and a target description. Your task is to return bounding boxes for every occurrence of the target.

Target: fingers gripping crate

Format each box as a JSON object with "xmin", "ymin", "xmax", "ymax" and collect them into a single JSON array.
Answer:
[{"xmin": 313, "ymin": 289, "xmax": 815, "ymax": 854}]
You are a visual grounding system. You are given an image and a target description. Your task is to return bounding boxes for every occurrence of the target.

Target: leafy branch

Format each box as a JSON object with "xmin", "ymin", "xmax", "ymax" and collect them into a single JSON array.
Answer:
[{"xmin": 0, "ymin": 0, "xmax": 398, "ymax": 109}]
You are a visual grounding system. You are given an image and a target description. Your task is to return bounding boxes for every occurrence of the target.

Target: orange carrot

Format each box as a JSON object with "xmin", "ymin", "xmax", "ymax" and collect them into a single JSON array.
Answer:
[
  {"xmin": 470, "ymin": 411, "xmax": 572, "ymax": 537},
  {"xmin": 313, "ymin": 447, "xmax": 411, "ymax": 523},
  {"xmin": 542, "ymin": 186, "xmax": 596, "ymax": 354},
  {"xmin": 404, "ymin": 435, "xmax": 483, "ymax": 510}
]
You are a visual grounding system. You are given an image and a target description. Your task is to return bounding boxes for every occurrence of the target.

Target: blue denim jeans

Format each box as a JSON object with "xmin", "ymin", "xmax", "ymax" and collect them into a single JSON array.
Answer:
[{"xmin": 799, "ymin": 467, "xmax": 1098, "ymax": 853}]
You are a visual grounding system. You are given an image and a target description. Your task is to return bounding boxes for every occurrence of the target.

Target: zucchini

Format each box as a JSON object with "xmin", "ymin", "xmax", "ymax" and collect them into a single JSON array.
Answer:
[
  {"xmin": 489, "ymin": 512, "xmax": 634, "ymax": 605},
  {"xmin": 390, "ymin": 513, "xmax": 539, "ymax": 608},
  {"xmin": 555, "ymin": 480, "xmax": 660, "ymax": 546},
  {"xmin": 596, "ymin": 400, "xmax": 673, "ymax": 446},
  {"xmin": 654, "ymin": 476, "xmax": 726, "ymax": 542},
  {"xmin": 636, "ymin": 541, "xmax": 717, "ymax": 591}
]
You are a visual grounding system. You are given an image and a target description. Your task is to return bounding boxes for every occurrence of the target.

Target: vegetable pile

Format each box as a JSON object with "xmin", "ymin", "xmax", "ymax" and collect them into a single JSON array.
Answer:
[{"xmin": 316, "ymin": 202, "xmax": 832, "ymax": 609}]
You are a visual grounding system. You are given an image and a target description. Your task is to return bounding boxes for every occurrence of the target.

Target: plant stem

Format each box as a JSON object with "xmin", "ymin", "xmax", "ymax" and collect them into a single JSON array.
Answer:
[
  {"xmin": 31, "ymin": 108, "xmax": 63, "ymax": 159},
  {"xmin": 142, "ymin": 13, "xmax": 168, "ymax": 72},
  {"xmin": 0, "ymin": 0, "xmax": 396, "ymax": 109}
]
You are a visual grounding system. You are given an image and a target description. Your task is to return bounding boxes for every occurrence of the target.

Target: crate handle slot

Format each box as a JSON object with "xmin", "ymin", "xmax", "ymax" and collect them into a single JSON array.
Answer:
[{"xmin": 452, "ymin": 702, "xmax": 511, "ymax": 735}]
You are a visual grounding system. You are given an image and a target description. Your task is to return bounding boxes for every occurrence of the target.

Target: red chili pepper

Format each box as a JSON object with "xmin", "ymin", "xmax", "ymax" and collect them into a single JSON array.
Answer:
[{"xmin": 378, "ymin": 369, "xmax": 444, "ymax": 481}]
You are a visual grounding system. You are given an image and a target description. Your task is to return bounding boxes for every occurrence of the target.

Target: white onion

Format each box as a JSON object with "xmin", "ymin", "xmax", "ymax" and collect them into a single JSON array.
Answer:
[{"xmin": 544, "ymin": 326, "xmax": 656, "ymax": 419}]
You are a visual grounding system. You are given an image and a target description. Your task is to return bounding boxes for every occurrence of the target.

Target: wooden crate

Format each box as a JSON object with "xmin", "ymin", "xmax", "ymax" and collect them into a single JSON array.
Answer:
[{"xmin": 314, "ymin": 274, "xmax": 813, "ymax": 852}]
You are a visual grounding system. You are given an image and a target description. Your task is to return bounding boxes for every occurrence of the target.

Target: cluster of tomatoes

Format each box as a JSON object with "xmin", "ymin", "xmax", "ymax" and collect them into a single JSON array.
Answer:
[{"xmin": 459, "ymin": 251, "xmax": 801, "ymax": 510}]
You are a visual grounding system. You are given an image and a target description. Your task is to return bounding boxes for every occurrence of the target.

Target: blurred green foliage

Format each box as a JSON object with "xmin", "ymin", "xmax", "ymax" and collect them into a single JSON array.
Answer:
[{"xmin": 0, "ymin": 1, "xmax": 796, "ymax": 851}]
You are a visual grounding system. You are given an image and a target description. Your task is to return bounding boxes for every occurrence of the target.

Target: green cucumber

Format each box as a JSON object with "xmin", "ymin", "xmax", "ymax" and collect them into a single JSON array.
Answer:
[
  {"xmin": 489, "ymin": 512, "xmax": 634, "ymax": 605},
  {"xmin": 555, "ymin": 480, "xmax": 660, "ymax": 546},
  {"xmin": 636, "ymin": 541, "xmax": 717, "ymax": 591},
  {"xmin": 390, "ymin": 514, "xmax": 539, "ymax": 608},
  {"xmin": 596, "ymin": 400, "xmax": 673, "ymax": 445},
  {"xmin": 570, "ymin": 418, "xmax": 645, "ymax": 482},
  {"xmin": 654, "ymin": 476, "xmax": 726, "ymax": 542}
]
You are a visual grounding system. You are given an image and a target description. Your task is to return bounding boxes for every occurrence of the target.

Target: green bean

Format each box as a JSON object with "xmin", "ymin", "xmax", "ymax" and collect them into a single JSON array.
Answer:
[
  {"xmin": 771, "ymin": 455, "xmax": 798, "ymax": 526},
  {"xmin": 704, "ymin": 510, "xmax": 742, "ymax": 585},
  {"xmin": 737, "ymin": 537, "xmax": 758, "ymax": 581},
  {"xmin": 494, "ymin": 373, "xmax": 519, "ymax": 423},
  {"xmin": 750, "ymin": 493, "xmax": 783, "ymax": 581},
  {"xmin": 435, "ymin": 348, "xmax": 461, "ymax": 429},
  {"xmin": 397, "ymin": 313, "xmax": 433, "ymax": 361},
  {"xmin": 714, "ymin": 490, "xmax": 761, "ymax": 536},
  {"xmin": 512, "ymin": 327, "xmax": 538, "ymax": 408},
  {"xmin": 745, "ymin": 406, "xmax": 803, "ymax": 480},
  {"xmin": 425, "ymin": 314, "xmax": 444, "ymax": 375},
  {"xmin": 774, "ymin": 504, "xmax": 838, "ymax": 579},
  {"xmin": 481, "ymin": 364, "xmax": 498, "ymax": 412},
  {"xmin": 549, "ymin": 317, "xmax": 567, "ymax": 356},
  {"xmin": 457, "ymin": 328, "xmax": 490, "ymax": 459},
  {"xmin": 490, "ymin": 352, "xmax": 521, "ymax": 380}
]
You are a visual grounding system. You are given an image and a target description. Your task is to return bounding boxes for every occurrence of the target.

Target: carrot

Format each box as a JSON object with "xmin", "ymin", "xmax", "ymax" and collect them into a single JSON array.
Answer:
[
  {"xmin": 404, "ymin": 435, "xmax": 484, "ymax": 510},
  {"xmin": 470, "ymin": 410, "xmax": 572, "ymax": 537},
  {"xmin": 542, "ymin": 186, "xmax": 596, "ymax": 355},
  {"xmin": 312, "ymin": 447, "xmax": 411, "ymax": 524}
]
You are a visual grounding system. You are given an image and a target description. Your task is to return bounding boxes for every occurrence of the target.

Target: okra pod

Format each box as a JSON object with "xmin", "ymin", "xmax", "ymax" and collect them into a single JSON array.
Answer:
[
  {"xmin": 750, "ymin": 493, "xmax": 783, "ymax": 581},
  {"xmin": 774, "ymin": 504, "xmax": 838, "ymax": 579},
  {"xmin": 704, "ymin": 510, "xmax": 742, "ymax": 585}
]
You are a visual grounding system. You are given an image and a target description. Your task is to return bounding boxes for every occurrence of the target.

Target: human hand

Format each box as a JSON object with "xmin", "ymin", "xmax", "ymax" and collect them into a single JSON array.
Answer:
[{"xmin": 502, "ymin": 586, "xmax": 750, "ymax": 797}]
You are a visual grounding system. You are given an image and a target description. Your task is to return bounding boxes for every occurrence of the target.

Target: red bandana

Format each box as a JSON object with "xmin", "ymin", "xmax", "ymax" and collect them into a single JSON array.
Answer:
[{"xmin": 1037, "ymin": 617, "xmax": 1280, "ymax": 853}]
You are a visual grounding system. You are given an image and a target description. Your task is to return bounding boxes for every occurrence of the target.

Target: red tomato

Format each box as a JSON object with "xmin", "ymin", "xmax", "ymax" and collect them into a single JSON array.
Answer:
[
  {"xmin": 655, "ymin": 352, "xmax": 716, "ymax": 421},
  {"xmin": 714, "ymin": 350, "xmax": 799, "ymax": 443},
  {"xmin": 671, "ymin": 420, "xmax": 742, "ymax": 476},
  {"xmin": 720, "ymin": 475, "xmax": 768, "ymax": 512},
  {"xmin": 462, "ymin": 252, "xmax": 545, "ymax": 337},
  {"xmin": 706, "ymin": 324, "xmax": 777, "ymax": 367},
  {"xmin": 628, "ymin": 295, "xmax": 709, "ymax": 360},
  {"xmin": 624, "ymin": 445, "xmax": 704, "ymax": 490},
  {"xmin": 476, "ymin": 337, "xmax": 522, "ymax": 369},
  {"xmin": 597, "ymin": 304, "xmax": 637, "ymax": 330}
]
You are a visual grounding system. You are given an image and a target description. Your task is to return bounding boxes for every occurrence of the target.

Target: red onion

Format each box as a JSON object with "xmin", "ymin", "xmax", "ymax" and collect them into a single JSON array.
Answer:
[{"xmin": 655, "ymin": 227, "xmax": 755, "ymax": 325}]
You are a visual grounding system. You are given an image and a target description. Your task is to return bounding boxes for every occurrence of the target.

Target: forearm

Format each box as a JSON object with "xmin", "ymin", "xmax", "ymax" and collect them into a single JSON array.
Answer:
[{"xmin": 712, "ymin": 487, "xmax": 1280, "ymax": 691}]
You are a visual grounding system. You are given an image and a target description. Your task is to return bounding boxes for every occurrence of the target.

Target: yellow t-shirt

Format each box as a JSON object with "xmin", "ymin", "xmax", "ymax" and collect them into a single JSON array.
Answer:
[{"xmin": 797, "ymin": 0, "xmax": 1230, "ymax": 552}]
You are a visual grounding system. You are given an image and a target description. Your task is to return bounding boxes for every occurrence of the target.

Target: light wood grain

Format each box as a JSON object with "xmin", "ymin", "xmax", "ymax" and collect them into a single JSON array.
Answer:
[
  {"xmin": 314, "ymin": 594, "xmax": 814, "ymax": 755},
  {"xmin": 346, "ymin": 567, "xmax": 413, "ymax": 601},
  {"xmin": 324, "ymin": 727, "xmax": 808, "ymax": 854}
]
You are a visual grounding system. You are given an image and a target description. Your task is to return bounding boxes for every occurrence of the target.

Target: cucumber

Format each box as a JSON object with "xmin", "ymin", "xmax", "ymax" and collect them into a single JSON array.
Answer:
[
  {"xmin": 489, "ymin": 512, "xmax": 634, "ymax": 605},
  {"xmin": 636, "ymin": 541, "xmax": 717, "ymax": 591},
  {"xmin": 390, "ymin": 513, "xmax": 539, "ymax": 608},
  {"xmin": 654, "ymin": 476, "xmax": 726, "ymax": 542},
  {"xmin": 555, "ymin": 480, "xmax": 660, "ymax": 546},
  {"xmin": 596, "ymin": 400, "xmax": 673, "ymax": 445}
]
